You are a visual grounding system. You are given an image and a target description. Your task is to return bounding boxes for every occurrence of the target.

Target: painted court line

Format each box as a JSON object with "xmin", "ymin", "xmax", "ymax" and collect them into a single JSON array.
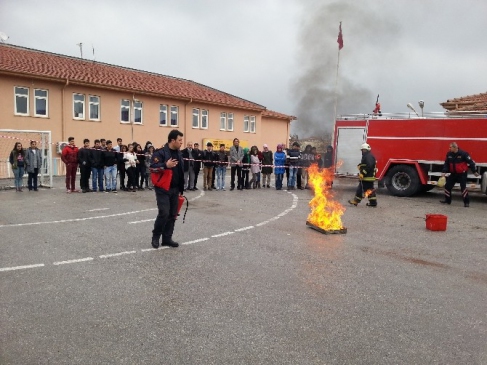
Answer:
[
  {"xmin": 211, "ymin": 231, "xmax": 235, "ymax": 238},
  {"xmin": 0, "ymin": 263, "xmax": 45, "ymax": 272},
  {"xmin": 181, "ymin": 238, "xmax": 209, "ymax": 245},
  {"xmin": 53, "ymin": 257, "xmax": 94, "ymax": 265},
  {"xmin": 129, "ymin": 219, "xmax": 153, "ymax": 224},
  {"xmin": 87, "ymin": 208, "xmax": 110, "ymax": 212},
  {"xmin": 0, "ymin": 208, "xmax": 156, "ymax": 228},
  {"xmin": 99, "ymin": 251, "xmax": 137, "ymax": 259},
  {"xmin": 234, "ymin": 226, "xmax": 254, "ymax": 232}
]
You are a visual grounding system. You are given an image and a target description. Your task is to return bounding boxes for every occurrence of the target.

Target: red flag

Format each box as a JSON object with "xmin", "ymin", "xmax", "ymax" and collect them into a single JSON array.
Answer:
[{"xmin": 337, "ymin": 22, "xmax": 344, "ymax": 50}]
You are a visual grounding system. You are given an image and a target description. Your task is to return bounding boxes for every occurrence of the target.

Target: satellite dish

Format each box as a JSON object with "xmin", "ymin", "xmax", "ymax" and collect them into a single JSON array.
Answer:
[{"xmin": 0, "ymin": 32, "xmax": 9, "ymax": 43}]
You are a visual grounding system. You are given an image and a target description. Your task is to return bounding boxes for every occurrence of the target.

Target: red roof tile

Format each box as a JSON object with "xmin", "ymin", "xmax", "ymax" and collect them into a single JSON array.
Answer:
[
  {"xmin": 0, "ymin": 44, "xmax": 268, "ymax": 112},
  {"xmin": 440, "ymin": 92, "xmax": 487, "ymax": 113},
  {"xmin": 262, "ymin": 109, "xmax": 296, "ymax": 120}
]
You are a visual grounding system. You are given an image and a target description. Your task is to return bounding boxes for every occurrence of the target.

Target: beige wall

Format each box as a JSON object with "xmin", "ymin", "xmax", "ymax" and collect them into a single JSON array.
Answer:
[{"xmin": 0, "ymin": 74, "xmax": 291, "ymax": 157}]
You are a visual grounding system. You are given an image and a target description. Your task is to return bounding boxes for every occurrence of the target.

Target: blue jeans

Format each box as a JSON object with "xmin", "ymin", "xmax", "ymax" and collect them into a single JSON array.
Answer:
[
  {"xmin": 104, "ymin": 165, "xmax": 117, "ymax": 190},
  {"xmin": 216, "ymin": 166, "xmax": 226, "ymax": 189},
  {"xmin": 13, "ymin": 167, "xmax": 25, "ymax": 188},
  {"xmin": 91, "ymin": 167, "xmax": 104, "ymax": 191},
  {"xmin": 288, "ymin": 166, "xmax": 298, "ymax": 187},
  {"xmin": 275, "ymin": 173, "xmax": 283, "ymax": 189}
]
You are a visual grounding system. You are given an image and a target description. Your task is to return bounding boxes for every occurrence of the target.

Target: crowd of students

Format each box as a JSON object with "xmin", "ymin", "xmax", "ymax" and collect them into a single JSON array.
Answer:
[{"xmin": 9, "ymin": 136, "xmax": 334, "ymax": 193}]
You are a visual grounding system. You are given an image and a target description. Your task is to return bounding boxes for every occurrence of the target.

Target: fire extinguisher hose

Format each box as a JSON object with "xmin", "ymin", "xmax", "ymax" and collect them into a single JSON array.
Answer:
[{"xmin": 178, "ymin": 195, "xmax": 189, "ymax": 223}]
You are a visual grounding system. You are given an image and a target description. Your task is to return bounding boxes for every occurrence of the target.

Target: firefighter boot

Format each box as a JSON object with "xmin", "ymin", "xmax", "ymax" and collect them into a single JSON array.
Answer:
[{"xmin": 348, "ymin": 198, "xmax": 359, "ymax": 206}]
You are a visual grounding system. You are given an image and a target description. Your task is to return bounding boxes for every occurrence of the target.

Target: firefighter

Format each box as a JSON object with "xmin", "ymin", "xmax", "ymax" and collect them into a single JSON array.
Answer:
[
  {"xmin": 348, "ymin": 143, "xmax": 377, "ymax": 207},
  {"xmin": 440, "ymin": 142, "xmax": 479, "ymax": 207}
]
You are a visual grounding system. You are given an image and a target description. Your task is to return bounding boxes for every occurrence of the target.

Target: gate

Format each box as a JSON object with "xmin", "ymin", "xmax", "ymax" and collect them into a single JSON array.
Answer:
[{"xmin": 0, "ymin": 129, "xmax": 53, "ymax": 188}]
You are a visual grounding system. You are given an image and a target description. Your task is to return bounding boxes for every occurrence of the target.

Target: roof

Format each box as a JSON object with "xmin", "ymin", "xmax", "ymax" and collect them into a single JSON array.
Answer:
[
  {"xmin": 0, "ymin": 44, "xmax": 271, "ymax": 112},
  {"xmin": 262, "ymin": 109, "xmax": 296, "ymax": 120},
  {"xmin": 440, "ymin": 92, "xmax": 487, "ymax": 113}
]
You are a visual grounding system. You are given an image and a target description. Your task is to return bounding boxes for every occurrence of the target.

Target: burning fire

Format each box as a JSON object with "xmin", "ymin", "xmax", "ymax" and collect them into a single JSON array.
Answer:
[
  {"xmin": 364, "ymin": 189, "xmax": 375, "ymax": 198},
  {"xmin": 307, "ymin": 164, "xmax": 345, "ymax": 230}
]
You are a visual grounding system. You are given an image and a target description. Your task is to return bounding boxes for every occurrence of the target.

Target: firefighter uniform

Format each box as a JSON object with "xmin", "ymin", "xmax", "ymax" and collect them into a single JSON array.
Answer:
[
  {"xmin": 441, "ymin": 148, "xmax": 477, "ymax": 207},
  {"xmin": 349, "ymin": 144, "xmax": 377, "ymax": 207}
]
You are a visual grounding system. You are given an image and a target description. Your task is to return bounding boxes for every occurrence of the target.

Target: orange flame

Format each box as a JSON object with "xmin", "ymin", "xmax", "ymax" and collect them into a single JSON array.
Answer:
[
  {"xmin": 307, "ymin": 164, "xmax": 345, "ymax": 230},
  {"xmin": 364, "ymin": 189, "xmax": 375, "ymax": 198}
]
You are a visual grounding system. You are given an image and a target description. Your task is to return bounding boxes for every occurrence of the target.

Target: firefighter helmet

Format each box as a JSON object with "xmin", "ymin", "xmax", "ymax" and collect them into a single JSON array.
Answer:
[{"xmin": 360, "ymin": 143, "xmax": 371, "ymax": 151}]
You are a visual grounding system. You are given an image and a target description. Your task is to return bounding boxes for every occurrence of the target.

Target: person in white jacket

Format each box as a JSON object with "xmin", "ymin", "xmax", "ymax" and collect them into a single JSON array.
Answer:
[{"xmin": 124, "ymin": 144, "xmax": 137, "ymax": 192}]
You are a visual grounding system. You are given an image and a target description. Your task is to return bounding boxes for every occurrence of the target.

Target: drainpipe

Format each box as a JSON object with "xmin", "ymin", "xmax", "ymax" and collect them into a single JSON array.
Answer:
[
  {"xmin": 131, "ymin": 93, "xmax": 136, "ymax": 142},
  {"xmin": 62, "ymin": 78, "xmax": 69, "ymax": 140}
]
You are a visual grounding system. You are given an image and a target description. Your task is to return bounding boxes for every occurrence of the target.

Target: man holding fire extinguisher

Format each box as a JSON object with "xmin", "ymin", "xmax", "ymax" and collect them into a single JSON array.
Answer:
[{"xmin": 150, "ymin": 129, "xmax": 185, "ymax": 249}]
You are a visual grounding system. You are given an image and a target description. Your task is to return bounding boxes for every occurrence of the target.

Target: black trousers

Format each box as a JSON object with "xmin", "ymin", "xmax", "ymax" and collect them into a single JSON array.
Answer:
[
  {"xmin": 354, "ymin": 180, "xmax": 377, "ymax": 205},
  {"xmin": 231, "ymin": 165, "xmax": 242, "ymax": 188},
  {"xmin": 444, "ymin": 173, "xmax": 469, "ymax": 204},
  {"xmin": 28, "ymin": 168, "xmax": 39, "ymax": 190},
  {"xmin": 153, "ymin": 187, "xmax": 179, "ymax": 242},
  {"xmin": 79, "ymin": 165, "xmax": 91, "ymax": 190},
  {"xmin": 194, "ymin": 167, "xmax": 201, "ymax": 187},
  {"xmin": 118, "ymin": 163, "xmax": 126, "ymax": 188},
  {"xmin": 126, "ymin": 167, "xmax": 137, "ymax": 189}
]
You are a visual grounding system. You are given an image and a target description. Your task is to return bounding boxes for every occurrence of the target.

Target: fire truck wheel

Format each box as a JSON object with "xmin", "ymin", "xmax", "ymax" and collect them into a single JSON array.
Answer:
[{"xmin": 385, "ymin": 165, "xmax": 420, "ymax": 197}]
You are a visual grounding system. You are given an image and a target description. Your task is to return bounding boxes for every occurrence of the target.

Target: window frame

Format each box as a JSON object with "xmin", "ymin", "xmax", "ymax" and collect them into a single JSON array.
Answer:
[
  {"xmin": 220, "ymin": 112, "xmax": 227, "ymax": 131},
  {"xmin": 250, "ymin": 115, "xmax": 256, "ymax": 133},
  {"xmin": 170, "ymin": 105, "xmax": 179, "ymax": 127},
  {"xmin": 133, "ymin": 100, "xmax": 143, "ymax": 124},
  {"xmin": 73, "ymin": 93, "xmax": 85, "ymax": 120},
  {"xmin": 201, "ymin": 109, "xmax": 208, "ymax": 129},
  {"xmin": 120, "ymin": 99, "xmax": 130, "ymax": 123},
  {"xmin": 34, "ymin": 88, "xmax": 48, "ymax": 117},
  {"xmin": 88, "ymin": 95, "xmax": 100, "ymax": 121},
  {"xmin": 243, "ymin": 115, "xmax": 250, "ymax": 133},
  {"xmin": 192, "ymin": 108, "xmax": 200, "ymax": 128},
  {"xmin": 14, "ymin": 86, "xmax": 29, "ymax": 116},
  {"xmin": 160, "ymin": 104, "xmax": 168, "ymax": 126},
  {"xmin": 227, "ymin": 112, "xmax": 234, "ymax": 131}
]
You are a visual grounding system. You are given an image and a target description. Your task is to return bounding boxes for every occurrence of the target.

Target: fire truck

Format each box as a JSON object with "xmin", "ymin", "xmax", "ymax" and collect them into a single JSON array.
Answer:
[{"xmin": 333, "ymin": 113, "xmax": 487, "ymax": 197}]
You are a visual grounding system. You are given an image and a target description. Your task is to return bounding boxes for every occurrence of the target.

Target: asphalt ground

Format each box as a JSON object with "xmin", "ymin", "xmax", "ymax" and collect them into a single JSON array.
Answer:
[{"xmin": 0, "ymin": 175, "xmax": 486, "ymax": 364}]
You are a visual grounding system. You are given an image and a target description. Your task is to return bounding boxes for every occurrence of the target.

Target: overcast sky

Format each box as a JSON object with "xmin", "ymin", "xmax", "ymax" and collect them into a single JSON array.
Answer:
[{"xmin": 1, "ymin": 0, "xmax": 486, "ymax": 137}]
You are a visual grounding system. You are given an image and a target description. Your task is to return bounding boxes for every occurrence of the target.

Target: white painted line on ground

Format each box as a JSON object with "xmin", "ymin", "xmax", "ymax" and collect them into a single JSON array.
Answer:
[
  {"xmin": 53, "ymin": 257, "xmax": 93, "ymax": 265},
  {"xmin": 256, "ymin": 221, "xmax": 269, "ymax": 227},
  {"xmin": 0, "ymin": 208, "xmax": 156, "ymax": 228},
  {"xmin": 87, "ymin": 208, "xmax": 110, "ymax": 212},
  {"xmin": 129, "ymin": 219, "xmax": 153, "ymax": 224},
  {"xmin": 0, "ymin": 263, "xmax": 45, "ymax": 272},
  {"xmin": 99, "ymin": 251, "xmax": 137, "ymax": 259},
  {"xmin": 181, "ymin": 238, "xmax": 209, "ymax": 245},
  {"xmin": 234, "ymin": 226, "xmax": 254, "ymax": 232},
  {"xmin": 140, "ymin": 247, "xmax": 169, "ymax": 252},
  {"xmin": 211, "ymin": 231, "xmax": 235, "ymax": 238}
]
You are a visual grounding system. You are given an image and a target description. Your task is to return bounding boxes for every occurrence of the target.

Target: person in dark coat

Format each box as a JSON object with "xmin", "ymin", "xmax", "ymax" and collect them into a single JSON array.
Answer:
[
  {"xmin": 150, "ymin": 129, "xmax": 185, "ymax": 249},
  {"xmin": 78, "ymin": 138, "xmax": 92, "ymax": 193},
  {"xmin": 348, "ymin": 143, "xmax": 377, "ymax": 207},
  {"xmin": 440, "ymin": 142, "xmax": 479, "ymax": 207},
  {"xmin": 25, "ymin": 140, "xmax": 43, "ymax": 191}
]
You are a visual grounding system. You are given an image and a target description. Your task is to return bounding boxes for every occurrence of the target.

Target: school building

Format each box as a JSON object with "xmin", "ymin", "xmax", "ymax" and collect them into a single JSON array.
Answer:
[{"xmin": 0, "ymin": 43, "xmax": 296, "ymax": 179}]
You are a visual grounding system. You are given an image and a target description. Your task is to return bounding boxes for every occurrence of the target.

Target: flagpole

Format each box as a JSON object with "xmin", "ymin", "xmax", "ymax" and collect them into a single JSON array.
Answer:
[{"xmin": 331, "ymin": 21, "xmax": 343, "ymax": 150}]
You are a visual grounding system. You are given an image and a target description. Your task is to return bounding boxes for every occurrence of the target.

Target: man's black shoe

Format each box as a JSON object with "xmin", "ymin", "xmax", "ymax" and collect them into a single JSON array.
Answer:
[
  {"xmin": 439, "ymin": 200, "xmax": 451, "ymax": 204},
  {"xmin": 464, "ymin": 203, "xmax": 469, "ymax": 207},
  {"xmin": 151, "ymin": 237, "xmax": 160, "ymax": 249},
  {"xmin": 230, "ymin": 187, "xmax": 235, "ymax": 191},
  {"xmin": 162, "ymin": 240, "xmax": 179, "ymax": 248},
  {"xmin": 366, "ymin": 203, "xmax": 377, "ymax": 207}
]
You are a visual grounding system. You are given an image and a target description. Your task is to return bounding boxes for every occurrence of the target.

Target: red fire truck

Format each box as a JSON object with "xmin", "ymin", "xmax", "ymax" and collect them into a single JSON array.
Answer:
[{"xmin": 333, "ymin": 114, "xmax": 487, "ymax": 197}]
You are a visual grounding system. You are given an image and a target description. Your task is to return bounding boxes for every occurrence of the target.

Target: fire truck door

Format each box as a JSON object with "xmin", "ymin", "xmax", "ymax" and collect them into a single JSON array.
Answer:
[{"xmin": 335, "ymin": 127, "xmax": 366, "ymax": 175}]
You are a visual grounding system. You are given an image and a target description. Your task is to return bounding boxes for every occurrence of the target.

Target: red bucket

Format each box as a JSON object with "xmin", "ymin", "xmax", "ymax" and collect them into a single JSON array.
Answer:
[{"xmin": 425, "ymin": 214, "xmax": 447, "ymax": 231}]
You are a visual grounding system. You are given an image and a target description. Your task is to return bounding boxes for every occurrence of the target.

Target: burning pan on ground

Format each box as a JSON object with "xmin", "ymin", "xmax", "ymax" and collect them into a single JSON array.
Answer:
[{"xmin": 306, "ymin": 221, "xmax": 347, "ymax": 234}]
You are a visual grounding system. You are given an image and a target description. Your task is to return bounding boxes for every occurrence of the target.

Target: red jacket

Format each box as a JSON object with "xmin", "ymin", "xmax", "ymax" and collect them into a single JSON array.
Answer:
[{"xmin": 62, "ymin": 145, "xmax": 79, "ymax": 165}]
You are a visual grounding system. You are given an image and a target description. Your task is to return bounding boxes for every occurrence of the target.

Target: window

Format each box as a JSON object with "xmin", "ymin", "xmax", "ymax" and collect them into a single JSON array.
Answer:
[
  {"xmin": 89, "ymin": 95, "xmax": 100, "ymax": 121},
  {"xmin": 170, "ymin": 106, "xmax": 178, "ymax": 126},
  {"xmin": 134, "ymin": 101, "xmax": 143, "ymax": 124},
  {"xmin": 227, "ymin": 113, "xmax": 234, "ymax": 131},
  {"xmin": 121, "ymin": 99, "xmax": 130, "ymax": 123},
  {"xmin": 220, "ymin": 112, "xmax": 227, "ymax": 131},
  {"xmin": 192, "ymin": 108, "xmax": 200, "ymax": 128},
  {"xmin": 243, "ymin": 115, "xmax": 249, "ymax": 132},
  {"xmin": 34, "ymin": 89, "xmax": 48, "ymax": 117},
  {"xmin": 250, "ymin": 116, "xmax": 256, "ymax": 133},
  {"xmin": 73, "ymin": 93, "xmax": 85, "ymax": 119},
  {"xmin": 15, "ymin": 87, "xmax": 29, "ymax": 115},
  {"xmin": 160, "ymin": 104, "xmax": 168, "ymax": 126},
  {"xmin": 201, "ymin": 109, "xmax": 208, "ymax": 129}
]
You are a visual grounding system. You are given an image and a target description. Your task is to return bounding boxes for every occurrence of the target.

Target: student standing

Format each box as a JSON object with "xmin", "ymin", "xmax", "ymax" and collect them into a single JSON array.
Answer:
[
  {"xmin": 25, "ymin": 140, "xmax": 42, "ymax": 191},
  {"xmin": 61, "ymin": 137, "xmax": 79, "ymax": 193},
  {"xmin": 9, "ymin": 142, "xmax": 26, "ymax": 192}
]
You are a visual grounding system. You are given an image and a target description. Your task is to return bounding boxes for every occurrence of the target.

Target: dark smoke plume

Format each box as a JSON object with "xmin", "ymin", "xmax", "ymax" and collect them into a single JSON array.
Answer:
[{"xmin": 292, "ymin": 0, "xmax": 399, "ymax": 138}]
